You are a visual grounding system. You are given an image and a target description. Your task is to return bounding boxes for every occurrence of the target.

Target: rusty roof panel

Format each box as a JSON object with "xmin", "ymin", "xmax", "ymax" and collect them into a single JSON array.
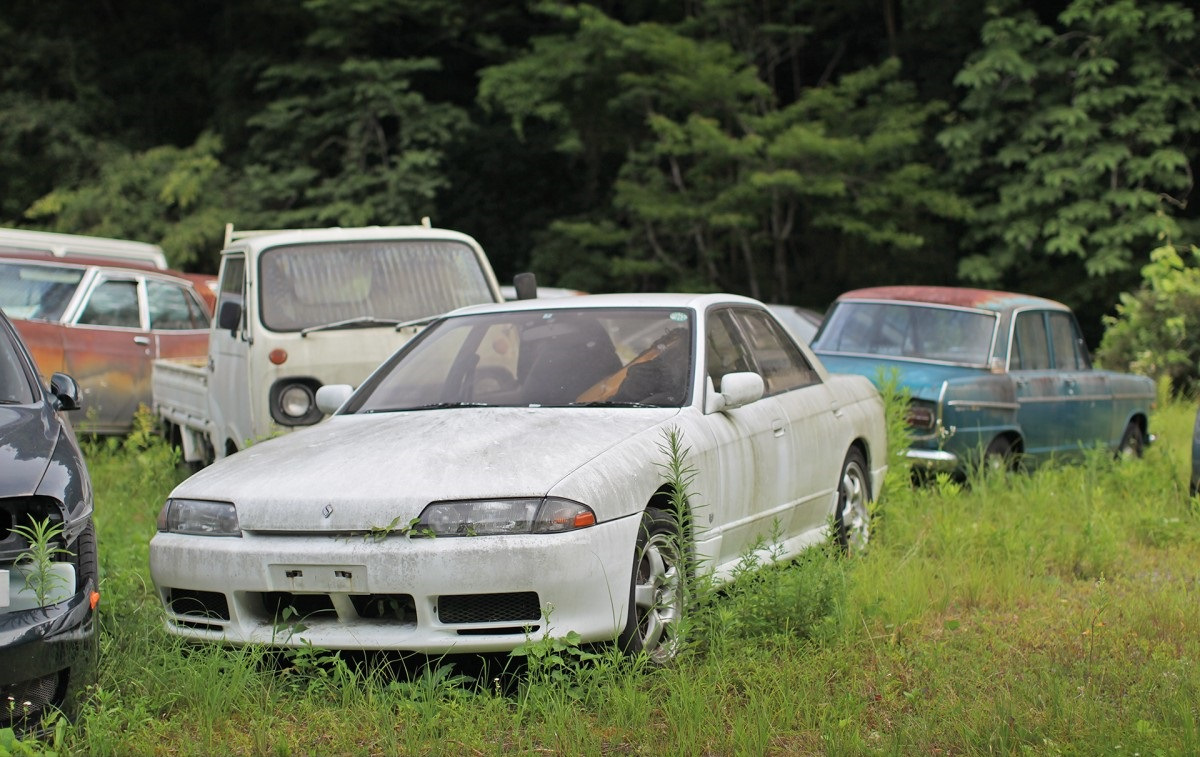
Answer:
[{"xmin": 834, "ymin": 285, "xmax": 1067, "ymax": 312}]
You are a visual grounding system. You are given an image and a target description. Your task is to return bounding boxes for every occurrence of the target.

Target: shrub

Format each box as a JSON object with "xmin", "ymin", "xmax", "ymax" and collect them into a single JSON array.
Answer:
[{"xmin": 1096, "ymin": 242, "xmax": 1200, "ymax": 395}]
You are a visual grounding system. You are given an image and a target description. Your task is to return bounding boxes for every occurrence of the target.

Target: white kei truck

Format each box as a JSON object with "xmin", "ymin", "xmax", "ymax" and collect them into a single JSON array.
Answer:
[{"xmin": 151, "ymin": 222, "xmax": 504, "ymax": 465}]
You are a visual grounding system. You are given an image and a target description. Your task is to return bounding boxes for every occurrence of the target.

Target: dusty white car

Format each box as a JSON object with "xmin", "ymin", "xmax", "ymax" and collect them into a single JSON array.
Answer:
[{"xmin": 149, "ymin": 293, "xmax": 886, "ymax": 661}]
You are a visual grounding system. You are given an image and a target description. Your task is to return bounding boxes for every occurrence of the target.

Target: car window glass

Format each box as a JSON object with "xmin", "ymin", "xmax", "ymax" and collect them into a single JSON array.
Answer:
[
  {"xmin": 1048, "ymin": 311, "xmax": 1087, "ymax": 370},
  {"xmin": 706, "ymin": 310, "xmax": 753, "ymax": 392},
  {"xmin": 217, "ymin": 256, "xmax": 245, "ymax": 324},
  {"xmin": 0, "ymin": 324, "xmax": 36, "ymax": 404},
  {"xmin": 258, "ymin": 240, "xmax": 495, "ymax": 332},
  {"xmin": 0, "ymin": 262, "xmax": 84, "ymax": 321},
  {"xmin": 78, "ymin": 279, "xmax": 141, "ymax": 328},
  {"xmin": 354, "ymin": 308, "xmax": 692, "ymax": 410},
  {"xmin": 148, "ymin": 281, "xmax": 203, "ymax": 330},
  {"xmin": 1012, "ymin": 311, "xmax": 1050, "ymax": 370},
  {"xmin": 734, "ymin": 308, "xmax": 820, "ymax": 394},
  {"xmin": 815, "ymin": 302, "xmax": 995, "ymax": 365}
]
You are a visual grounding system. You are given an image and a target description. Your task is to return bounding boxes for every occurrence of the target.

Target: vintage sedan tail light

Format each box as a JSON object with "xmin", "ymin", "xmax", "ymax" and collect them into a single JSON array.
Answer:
[{"xmin": 906, "ymin": 401, "xmax": 937, "ymax": 431}]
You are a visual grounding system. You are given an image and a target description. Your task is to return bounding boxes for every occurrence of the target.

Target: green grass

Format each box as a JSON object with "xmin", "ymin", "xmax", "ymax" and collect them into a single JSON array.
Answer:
[{"xmin": 19, "ymin": 403, "xmax": 1200, "ymax": 755}]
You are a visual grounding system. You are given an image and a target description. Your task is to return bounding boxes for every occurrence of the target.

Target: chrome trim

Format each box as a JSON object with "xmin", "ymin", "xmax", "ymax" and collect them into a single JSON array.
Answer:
[
  {"xmin": 905, "ymin": 447, "xmax": 959, "ymax": 472},
  {"xmin": 946, "ymin": 400, "xmax": 1020, "ymax": 410}
]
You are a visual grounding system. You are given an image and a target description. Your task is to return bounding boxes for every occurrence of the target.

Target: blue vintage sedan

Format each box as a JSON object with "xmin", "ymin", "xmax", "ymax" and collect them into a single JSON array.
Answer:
[{"xmin": 811, "ymin": 286, "xmax": 1156, "ymax": 473}]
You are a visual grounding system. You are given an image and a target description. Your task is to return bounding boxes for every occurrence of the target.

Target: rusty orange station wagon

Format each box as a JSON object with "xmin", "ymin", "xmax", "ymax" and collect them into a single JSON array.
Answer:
[{"xmin": 0, "ymin": 241, "xmax": 215, "ymax": 434}]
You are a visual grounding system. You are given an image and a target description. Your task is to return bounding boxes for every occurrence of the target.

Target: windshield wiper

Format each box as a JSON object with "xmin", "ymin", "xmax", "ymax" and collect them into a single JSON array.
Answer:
[
  {"xmin": 365, "ymin": 402, "xmax": 489, "ymax": 412},
  {"xmin": 571, "ymin": 400, "xmax": 655, "ymax": 408},
  {"xmin": 300, "ymin": 316, "xmax": 403, "ymax": 337},
  {"xmin": 393, "ymin": 315, "xmax": 440, "ymax": 332}
]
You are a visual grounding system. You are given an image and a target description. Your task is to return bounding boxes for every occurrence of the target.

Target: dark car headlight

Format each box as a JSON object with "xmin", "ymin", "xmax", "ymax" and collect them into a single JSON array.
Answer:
[
  {"xmin": 906, "ymin": 400, "xmax": 938, "ymax": 431},
  {"xmin": 269, "ymin": 379, "xmax": 324, "ymax": 426},
  {"xmin": 156, "ymin": 499, "xmax": 241, "ymax": 537},
  {"xmin": 416, "ymin": 497, "xmax": 596, "ymax": 537}
]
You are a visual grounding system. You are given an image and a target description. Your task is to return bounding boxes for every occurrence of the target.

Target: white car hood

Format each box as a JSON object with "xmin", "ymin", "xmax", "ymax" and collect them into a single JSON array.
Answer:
[{"xmin": 174, "ymin": 407, "xmax": 680, "ymax": 531}]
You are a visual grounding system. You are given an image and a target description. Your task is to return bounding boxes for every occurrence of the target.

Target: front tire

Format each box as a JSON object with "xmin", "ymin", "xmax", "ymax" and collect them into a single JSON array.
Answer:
[
  {"xmin": 618, "ymin": 507, "xmax": 684, "ymax": 664},
  {"xmin": 1118, "ymin": 421, "xmax": 1144, "ymax": 459},
  {"xmin": 836, "ymin": 448, "xmax": 871, "ymax": 554}
]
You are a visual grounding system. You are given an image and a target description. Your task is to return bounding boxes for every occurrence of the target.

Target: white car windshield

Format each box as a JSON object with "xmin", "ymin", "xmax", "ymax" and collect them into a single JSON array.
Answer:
[
  {"xmin": 258, "ymin": 239, "xmax": 496, "ymax": 332},
  {"xmin": 351, "ymin": 307, "xmax": 695, "ymax": 410},
  {"xmin": 815, "ymin": 301, "xmax": 997, "ymax": 366},
  {"xmin": 0, "ymin": 262, "xmax": 84, "ymax": 321}
]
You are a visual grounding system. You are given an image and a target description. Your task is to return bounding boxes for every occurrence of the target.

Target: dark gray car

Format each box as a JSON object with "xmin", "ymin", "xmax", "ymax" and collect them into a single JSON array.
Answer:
[{"xmin": 0, "ymin": 307, "xmax": 98, "ymax": 733}]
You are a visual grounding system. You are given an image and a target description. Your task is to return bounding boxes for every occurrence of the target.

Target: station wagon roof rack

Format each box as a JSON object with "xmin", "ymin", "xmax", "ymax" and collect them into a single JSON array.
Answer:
[{"xmin": 0, "ymin": 227, "xmax": 167, "ymax": 269}]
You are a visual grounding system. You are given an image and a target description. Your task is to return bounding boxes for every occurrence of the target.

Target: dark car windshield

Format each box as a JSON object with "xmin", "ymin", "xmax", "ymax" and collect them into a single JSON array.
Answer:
[
  {"xmin": 0, "ymin": 317, "xmax": 36, "ymax": 404},
  {"xmin": 350, "ymin": 307, "xmax": 695, "ymax": 411},
  {"xmin": 258, "ymin": 239, "xmax": 496, "ymax": 332},
  {"xmin": 0, "ymin": 262, "xmax": 84, "ymax": 322},
  {"xmin": 814, "ymin": 301, "xmax": 998, "ymax": 366}
]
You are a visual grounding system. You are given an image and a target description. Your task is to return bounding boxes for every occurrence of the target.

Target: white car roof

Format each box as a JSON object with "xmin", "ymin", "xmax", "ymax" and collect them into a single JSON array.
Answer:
[
  {"xmin": 223, "ymin": 225, "xmax": 484, "ymax": 253},
  {"xmin": 447, "ymin": 291, "xmax": 766, "ymax": 316}
]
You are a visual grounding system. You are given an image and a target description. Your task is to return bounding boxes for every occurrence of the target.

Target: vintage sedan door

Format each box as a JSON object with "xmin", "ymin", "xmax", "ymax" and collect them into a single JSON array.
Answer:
[
  {"xmin": 64, "ymin": 274, "xmax": 150, "ymax": 432},
  {"xmin": 1046, "ymin": 310, "xmax": 1113, "ymax": 450},
  {"xmin": 1009, "ymin": 309, "xmax": 1064, "ymax": 457}
]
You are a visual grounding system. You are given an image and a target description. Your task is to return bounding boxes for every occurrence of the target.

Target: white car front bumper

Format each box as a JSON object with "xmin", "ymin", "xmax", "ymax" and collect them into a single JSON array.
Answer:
[{"xmin": 149, "ymin": 514, "xmax": 642, "ymax": 653}]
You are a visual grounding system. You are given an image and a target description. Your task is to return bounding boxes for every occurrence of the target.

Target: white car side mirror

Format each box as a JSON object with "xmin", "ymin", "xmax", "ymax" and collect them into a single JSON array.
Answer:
[
  {"xmin": 706, "ymin": 371, "xmax": 764, "ymax": 413},
  {"xmin": 316, "ymin": 384, "xmax": 354, "ymax": 415}
]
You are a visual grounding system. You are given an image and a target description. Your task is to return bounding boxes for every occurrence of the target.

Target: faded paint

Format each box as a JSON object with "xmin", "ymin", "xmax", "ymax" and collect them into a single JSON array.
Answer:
[
  {"xmin": 149, "ymin": 293, "xmax": 889, "ymax": 654},
  {"xmin": 835, "ymin": 285, "xmax": 1068, "ymax": 313}
]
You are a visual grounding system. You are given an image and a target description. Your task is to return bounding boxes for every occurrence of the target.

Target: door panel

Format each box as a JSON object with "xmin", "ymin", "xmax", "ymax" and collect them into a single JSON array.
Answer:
[{"xmin": 68, "ymin": 277, "xmax": 148, "ymax": 432}]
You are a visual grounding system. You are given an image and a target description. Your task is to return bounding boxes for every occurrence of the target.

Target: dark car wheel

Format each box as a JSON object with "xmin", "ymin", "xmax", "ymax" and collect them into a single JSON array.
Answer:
[
  {"xmin": 618, "ymin": 507, "xmax": 684, "ymax": 664},
  {"xmin": 983, "ymin": 435, "xmax": 1017, "ymax": 473},
  {"xmin": 836, "ymin": 448, "xmax": 871, "ymax": 554},
  {"xmin": 1118, "ymin": 421, "xmax": 1144, "ymax": 459}
]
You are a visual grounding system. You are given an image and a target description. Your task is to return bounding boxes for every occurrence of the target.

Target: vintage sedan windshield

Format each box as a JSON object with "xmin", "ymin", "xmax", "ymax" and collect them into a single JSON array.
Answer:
[
  {"xmin": 0, "ymin": 262, "xmax": 85, "ymax": 321},
  {"xmin": 258, "ymin": 240, "xmax": 496, "ymax": 332},
  {"xmin": 817, "ymin": 301, "xmax": 997, "ymax": 366},
  {"xmin": 352, "ymin": 307, "xmax": 695, "ymax": 410}
]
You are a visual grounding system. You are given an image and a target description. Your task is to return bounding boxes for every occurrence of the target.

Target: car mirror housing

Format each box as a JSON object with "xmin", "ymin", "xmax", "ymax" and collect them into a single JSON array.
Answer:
[
  {"xmin": 707, "ymin": 371, "xmax": 764, "ymax": 413},
  {"xmin": 49, "ymin": 372, "xmax": 82, "ymax": 411},
  {"xmin": 315, "ymin": 384, "xmax": 354, "ymax": 415},
  {"xmin": 217, "ymin": 299, "xmax": 242, "ymax": 334}
]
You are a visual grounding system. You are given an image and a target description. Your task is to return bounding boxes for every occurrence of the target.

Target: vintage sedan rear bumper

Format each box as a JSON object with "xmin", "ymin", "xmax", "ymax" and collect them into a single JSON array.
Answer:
[
  {"xmin": 149, "ymin": 513, "xmax": 644, "ymax": 653},
  {"xmin": 904, "ymin": 447, "xmax": 959, "ymax": 472}
]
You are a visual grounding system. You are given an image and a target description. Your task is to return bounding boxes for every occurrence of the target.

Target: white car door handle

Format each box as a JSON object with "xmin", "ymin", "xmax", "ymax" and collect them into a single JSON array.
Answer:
[
  {"xmin": 772, "ymin": 419, "xmax": 785, "ymax": 437},
  {"xmin": 133, "ymin": 336, "xmax": 150, "ymax": 346}
]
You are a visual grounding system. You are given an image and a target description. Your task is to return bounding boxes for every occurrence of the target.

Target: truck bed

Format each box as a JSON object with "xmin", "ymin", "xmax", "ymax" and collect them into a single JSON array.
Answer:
[{"xmin": 151, "ymin": 356, "xmax": 210, "ymax": 430}]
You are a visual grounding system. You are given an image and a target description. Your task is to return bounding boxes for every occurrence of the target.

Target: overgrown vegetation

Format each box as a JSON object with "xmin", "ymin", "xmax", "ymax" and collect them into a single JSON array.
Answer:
[{"xmin": 5, "ymin": 393, "xmax": 1189, "ymax": 754}]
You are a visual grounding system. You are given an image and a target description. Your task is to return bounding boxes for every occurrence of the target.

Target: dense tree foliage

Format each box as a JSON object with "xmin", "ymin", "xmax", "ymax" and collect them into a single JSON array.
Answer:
[{"xmin": 0, "ymin": 0, "xmax": 1196, "ymax": 342}]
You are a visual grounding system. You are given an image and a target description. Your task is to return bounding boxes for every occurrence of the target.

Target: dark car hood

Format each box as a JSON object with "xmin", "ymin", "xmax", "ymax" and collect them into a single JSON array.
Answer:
[{"xmin": 0, "ymin": 405, "xmax": 57, "ymax": 498}]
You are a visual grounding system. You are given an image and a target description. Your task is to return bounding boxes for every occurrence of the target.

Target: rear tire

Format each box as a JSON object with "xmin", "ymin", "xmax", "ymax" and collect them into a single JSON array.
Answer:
[
  {"xmin": 836, "ymin": 448, "xmax": 871, "ymax": 554},
  {"xmin": 983, "ymin": 435, "xmax": 1016, "ymax": 473},
  {"xmin": 617, "ymin": 507, "xmax": 684, "ymax": 664}
]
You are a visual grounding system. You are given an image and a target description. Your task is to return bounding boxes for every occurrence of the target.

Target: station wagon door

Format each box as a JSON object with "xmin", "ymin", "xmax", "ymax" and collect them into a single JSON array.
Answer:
[{"xmin": 65, "ymin": 275, "xmax": 150, "ymax": 432}]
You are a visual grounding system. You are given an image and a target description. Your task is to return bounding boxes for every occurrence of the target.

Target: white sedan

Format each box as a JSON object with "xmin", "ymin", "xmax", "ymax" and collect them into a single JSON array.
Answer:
[{"xmin": 149, "ymin": 293, "xmax": 886, "ymax": 661}]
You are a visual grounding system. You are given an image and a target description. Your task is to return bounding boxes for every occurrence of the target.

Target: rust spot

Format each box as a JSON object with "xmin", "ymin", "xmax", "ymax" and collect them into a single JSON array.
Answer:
[{"xmin": 836, "ymin": 285, "xmax": 1067, "ymax": 313}]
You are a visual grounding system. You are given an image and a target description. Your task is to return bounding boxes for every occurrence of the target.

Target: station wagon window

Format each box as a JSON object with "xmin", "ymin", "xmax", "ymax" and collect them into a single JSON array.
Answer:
[
  {"xmin": 1048, "ymin": 311, "xmax": 1089, "ymax": 370},
  {"xmin": 78, "ymin": 279, "xmax": 141, "ymax": 329},
  {"xmin": 733, "ymin": 308, "xmax": 820, "ymax": 394},
  {"xmin": 148, "ymin": 281, "xmax": 209, "ymax": 330},
  {"xmin": 0, "ymin": 262, "xmax": 84, "ymax": 321},
  {"xmin": 1011, "ymin": 311, "xmax": 1050, "ymax": 371}
]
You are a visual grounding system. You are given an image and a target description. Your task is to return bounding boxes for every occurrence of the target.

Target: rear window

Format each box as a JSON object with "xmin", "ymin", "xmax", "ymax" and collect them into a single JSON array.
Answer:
[{"xmin": 814, "ymin": 301, "xmax": 998, "ymax": 366}]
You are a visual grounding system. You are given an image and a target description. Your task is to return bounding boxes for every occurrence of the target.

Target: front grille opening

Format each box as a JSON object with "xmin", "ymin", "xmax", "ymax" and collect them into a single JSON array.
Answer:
[
  {"xmin": 349, "ymin": 593, "xmax": 416, "ymax": 622},
  {"xmin": 456, "ymin": 625, "xmax": 539, "ymax": 637},
  {"xmin": 437, "ymin": 592, "xmax": 541, "ymax": 624},
  {"xmin": 166, "ymin": 588, "xmax": 231, "ymax": 621},
  {"xmin": 261, "ymin": 592, "xmax": 336, "ymax": 622},
  {"xmin": 0, "ymin": 496, "xmax": 63, "ymax": 549},
  {"xmin": 1, "ymin": 673, "xmax": 61, "ymax": 728},
  {"xmin": 171, "ymin": 618, "xmax": 225, "ymax": 633}
]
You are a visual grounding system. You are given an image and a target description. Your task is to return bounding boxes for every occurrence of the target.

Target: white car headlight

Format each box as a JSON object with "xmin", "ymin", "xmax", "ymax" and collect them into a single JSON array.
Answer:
[
  {"xmin": 416, "ymin": 497, "xmax": 596, "ymax": 536},
  {"xmin": 156, "ymin": 499, "xmax": 242, "ymax": 537}
]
